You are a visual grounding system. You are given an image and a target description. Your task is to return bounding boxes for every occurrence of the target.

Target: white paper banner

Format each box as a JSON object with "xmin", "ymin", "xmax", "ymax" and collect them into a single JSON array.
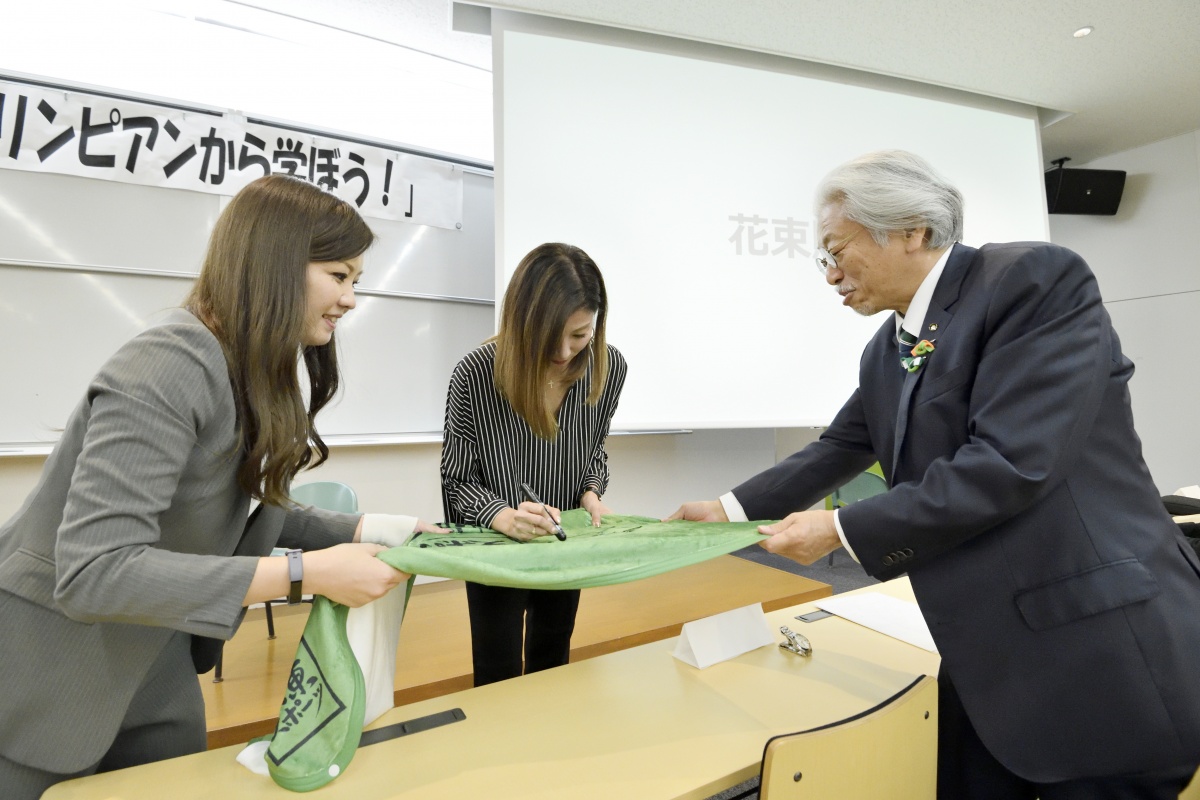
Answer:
[{"xmin": 0, "ymin": 80, "xmax": 463, "ymax": 229}]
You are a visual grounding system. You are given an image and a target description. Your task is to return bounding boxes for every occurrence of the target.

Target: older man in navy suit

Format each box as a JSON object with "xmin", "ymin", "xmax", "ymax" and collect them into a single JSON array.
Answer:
[{"xmin": 673, "ymin": 150, "xmax": 1200, "ymax": 798}]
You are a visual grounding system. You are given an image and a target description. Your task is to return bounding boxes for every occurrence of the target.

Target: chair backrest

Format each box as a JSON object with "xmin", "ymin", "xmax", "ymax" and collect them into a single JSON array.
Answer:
[
  {"xmin": 759, "ymin": 674, "xmax": 937, "ymax": 799},
  {"xmin": 831, "ymin": 467, "xmax": 888, "ymax": 508},
  {"xmin": 290, "ymin": 481, "xmax": 359, "ymax": 513},
  {"xmin": 1180, "ymin": 766, "xmax": 1200, "ymax": 800}
]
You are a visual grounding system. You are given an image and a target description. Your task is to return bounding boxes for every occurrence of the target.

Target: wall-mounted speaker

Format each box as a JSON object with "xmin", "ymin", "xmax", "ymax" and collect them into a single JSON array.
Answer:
[{"xmin": 1044, "ymin": 166, "xmax": 1126, "ymax": 215}]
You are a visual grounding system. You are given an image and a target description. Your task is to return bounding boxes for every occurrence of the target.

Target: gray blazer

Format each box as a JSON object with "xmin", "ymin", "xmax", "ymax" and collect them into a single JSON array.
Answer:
[
  {"xmin": 733, "ymin": 243, "xmax": 1200, "ymax": 782},
  {"xmin": 0, "ymin": 309, "xmax": 358, "ymax": 772}
]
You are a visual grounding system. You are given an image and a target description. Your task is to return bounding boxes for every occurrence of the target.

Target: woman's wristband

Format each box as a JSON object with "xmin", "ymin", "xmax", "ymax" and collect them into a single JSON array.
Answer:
[{"xmin": 285, "ymin": 549, "xmax": 304, "ymax": 604}]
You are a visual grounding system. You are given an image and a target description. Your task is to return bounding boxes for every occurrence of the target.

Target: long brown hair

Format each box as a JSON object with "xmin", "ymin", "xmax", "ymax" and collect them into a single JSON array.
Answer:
[
  {"xmin": 185, "ymin": 175, "xmax": 374, "ymax": 506},
  {"xmin": 494, "ymin": 243, "xmax": 609, "ymax": 439}
]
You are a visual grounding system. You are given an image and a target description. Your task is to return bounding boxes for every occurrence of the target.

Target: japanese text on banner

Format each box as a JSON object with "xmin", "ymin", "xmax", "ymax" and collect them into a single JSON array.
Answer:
[{"xmin": 0, "ymin": 81, "xmax": 463, "ymax": 229}]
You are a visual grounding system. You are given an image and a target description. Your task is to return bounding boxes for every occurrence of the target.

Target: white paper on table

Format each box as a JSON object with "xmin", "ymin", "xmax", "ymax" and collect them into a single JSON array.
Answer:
[
  {"xmin": 815, "ymin": 592, "xmax": 939, "ymax": 653},
  {"xmin": 672, "ymin": 603, "xmax": 775, "ymax": 669}
]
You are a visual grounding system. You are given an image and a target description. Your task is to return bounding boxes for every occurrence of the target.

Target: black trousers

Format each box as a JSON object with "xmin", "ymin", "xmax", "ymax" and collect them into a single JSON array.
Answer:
[
  {"xmin": 937, "ymin": 667, "xmax": 1197, "ymax": 800},
  {"xmin": 465, "ymin": 582, "xmax": 581, "ymax": 686}
]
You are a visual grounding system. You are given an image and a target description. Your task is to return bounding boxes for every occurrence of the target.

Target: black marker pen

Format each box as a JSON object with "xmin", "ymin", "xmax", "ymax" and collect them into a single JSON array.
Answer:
[{"xmin": 519, "ymin": 482, "xmax": 567, "ymax": 541}]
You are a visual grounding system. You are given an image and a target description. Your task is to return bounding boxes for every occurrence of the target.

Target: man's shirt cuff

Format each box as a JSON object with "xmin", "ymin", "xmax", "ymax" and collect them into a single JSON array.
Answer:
[
  {"xmin": 719, "ymin": 491, "xmax": 749, "ymax": 522},
  {"xmin": 832, "ymin": 508, "xmax": 860, "ymax": 563}
]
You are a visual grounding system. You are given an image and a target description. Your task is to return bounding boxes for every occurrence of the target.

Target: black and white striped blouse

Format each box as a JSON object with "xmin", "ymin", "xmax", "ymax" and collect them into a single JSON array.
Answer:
[{"xmin": 440, "ymin": 341, "xmax": 627, "ymax": 527}]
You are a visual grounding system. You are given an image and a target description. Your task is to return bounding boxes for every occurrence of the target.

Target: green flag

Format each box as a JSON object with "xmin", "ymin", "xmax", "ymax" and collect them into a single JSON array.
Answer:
[
  {"xmin": 378, "ymin": 509, "xmax": 771, "ymax": 589},
  {"xmin": 265, "ymin": 597, "xmax": 365, "ymax": 792},
  {"xmin": 258, "ymin": 511, "xmax": 770, "ymax": 790}
]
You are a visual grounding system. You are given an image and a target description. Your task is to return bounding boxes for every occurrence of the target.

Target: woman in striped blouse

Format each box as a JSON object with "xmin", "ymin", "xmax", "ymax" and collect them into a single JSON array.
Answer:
[{"xmin": 440, "ymin": 242, "xmax": 627, "ymax": 686}]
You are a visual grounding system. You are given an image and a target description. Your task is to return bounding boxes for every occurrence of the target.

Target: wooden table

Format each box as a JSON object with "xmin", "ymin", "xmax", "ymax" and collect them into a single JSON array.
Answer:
[
  {"xmin": 203, "ymin": 555, "xmax": 830, "ymax": 747},
  {"xmin": 47, "ymin": 579, "xmax": 935, "ymax": 800}
]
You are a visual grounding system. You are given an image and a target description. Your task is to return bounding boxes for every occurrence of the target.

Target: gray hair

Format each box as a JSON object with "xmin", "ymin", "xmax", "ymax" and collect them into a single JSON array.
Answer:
[{"xmin": 815, "ymin": 150, "xmax": 964, "ymax": 249}]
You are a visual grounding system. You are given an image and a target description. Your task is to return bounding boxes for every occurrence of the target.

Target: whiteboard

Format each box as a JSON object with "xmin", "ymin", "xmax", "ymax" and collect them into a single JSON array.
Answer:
[{"xmin": 0, "ymin": 167, "xmax": 495, "ymax": 450}]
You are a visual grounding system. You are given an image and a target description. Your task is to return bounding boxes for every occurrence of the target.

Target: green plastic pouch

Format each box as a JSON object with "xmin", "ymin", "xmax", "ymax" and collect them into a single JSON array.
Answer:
[{"xmin": 265, "ymin": 596, "xmax": 365, "ymax": 792}]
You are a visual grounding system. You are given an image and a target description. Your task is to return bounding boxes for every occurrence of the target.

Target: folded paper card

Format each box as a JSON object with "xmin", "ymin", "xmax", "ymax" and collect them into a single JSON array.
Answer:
[{"xmin": 673, "ymin": 603, "xmax": 774, "ymax": 669}]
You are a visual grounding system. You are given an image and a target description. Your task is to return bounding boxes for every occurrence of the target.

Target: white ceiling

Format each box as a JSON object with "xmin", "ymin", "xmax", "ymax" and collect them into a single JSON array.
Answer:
[{"xmin": 239, "ymin": 0, "xmax": 1200, "ymax": 168}]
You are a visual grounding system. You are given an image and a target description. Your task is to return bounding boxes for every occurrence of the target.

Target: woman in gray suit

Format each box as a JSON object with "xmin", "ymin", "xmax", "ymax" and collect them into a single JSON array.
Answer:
[{"xmin": 0, "ymin": 175, "xmax": 437, "ymax": 798}]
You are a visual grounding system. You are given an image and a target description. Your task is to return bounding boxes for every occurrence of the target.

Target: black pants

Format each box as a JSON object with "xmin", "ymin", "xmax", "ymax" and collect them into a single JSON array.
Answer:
[
  {"xmin": 937, "ymin": 668, "xmax": 1197, "ymax": 800},
  {"xmin": 465, "ymin": 582, "xmax": 581, "ymax": 686}
]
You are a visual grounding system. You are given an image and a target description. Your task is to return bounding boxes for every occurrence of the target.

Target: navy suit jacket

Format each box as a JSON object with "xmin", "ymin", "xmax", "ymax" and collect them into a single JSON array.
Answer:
[{"xmin": 734, "ymin": 242, "xmax": 1200, "ymax": 782}]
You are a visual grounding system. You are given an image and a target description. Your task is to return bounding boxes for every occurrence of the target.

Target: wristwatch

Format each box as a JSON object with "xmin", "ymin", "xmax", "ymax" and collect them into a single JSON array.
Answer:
[{"xmin": 285, "ymin": 549, "xmax": 303, "ymax": 605}]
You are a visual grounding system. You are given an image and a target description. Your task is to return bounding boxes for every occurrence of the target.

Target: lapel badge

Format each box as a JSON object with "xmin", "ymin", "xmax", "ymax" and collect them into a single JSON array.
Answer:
[{"xmin": 928, "ymin": 323, "xmax": 938, "ymax": 331}]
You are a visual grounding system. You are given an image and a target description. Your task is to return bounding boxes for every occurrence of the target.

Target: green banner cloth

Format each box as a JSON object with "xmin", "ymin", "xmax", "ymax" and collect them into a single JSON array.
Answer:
[
  {"xmin": 256, "ymin": 511, "xmax": 770, "ymax": 791},
  {"xmin": 377, "ymin": 509, "xmax": 772, "ymax": 590},
  {"xmin": 265, "ymin": 597, "xmax": 366, "ymax": 792}
]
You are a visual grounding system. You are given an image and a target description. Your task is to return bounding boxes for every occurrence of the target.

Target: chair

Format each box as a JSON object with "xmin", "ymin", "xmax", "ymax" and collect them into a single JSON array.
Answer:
[
  {"xmin": 212, "ymin": 481, "xmax": 359, "ymax": 682},
  {"xmin": 289, "ymin": 480, "xmax": 359, "ymax": 513},
  {"xmin": 824, "ymin": 464, "xmax": 888, "ymax": 564},
  {"xmin": 1182, "ymin": 767, "xmax": 1200, "ymax": 800},
  {"xmin": 758, "ymin": 674, "xmax": 937, "ymax": 799}
]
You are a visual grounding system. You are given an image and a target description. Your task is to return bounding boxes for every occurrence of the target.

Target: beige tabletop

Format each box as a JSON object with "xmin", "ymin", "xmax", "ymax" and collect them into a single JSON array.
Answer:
[
  {"xmin": 46, "ymin": 578, "xmax": 939, "ymax": 800},
  {"xmin": 203, "ymin": 555, "xmax": 830, "ymax": 748}
]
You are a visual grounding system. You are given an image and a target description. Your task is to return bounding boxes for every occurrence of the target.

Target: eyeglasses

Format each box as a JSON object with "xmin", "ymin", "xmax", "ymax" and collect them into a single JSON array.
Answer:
[{"xmin": 814, "ymin": 230, "xmax": 860, "ymax": 276}]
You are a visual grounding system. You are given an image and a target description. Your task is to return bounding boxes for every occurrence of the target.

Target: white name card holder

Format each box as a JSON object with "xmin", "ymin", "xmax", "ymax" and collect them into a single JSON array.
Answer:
[{"xmin": 672, "ymin": 603, "xmax": 775, "ymax": 669}]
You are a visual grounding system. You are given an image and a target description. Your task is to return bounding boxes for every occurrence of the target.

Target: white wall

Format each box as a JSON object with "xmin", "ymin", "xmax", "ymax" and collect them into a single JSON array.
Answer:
[
  {"xmin": 7, "ymin": 128, "xmax": 1196, "ymax": 524},
  {"xmin": 1048, "ymin": 129, "xmax": 1200, "ymax": 494},
  {"xmin": 4, "ymin": 132, "xmax": 1193, "ymax": 527},
  {"xmin": 0, "ymin": 429, "xmax": 807, "ymax": 529},
  {"xmin": 286, "ymin": 432, "xmax": 781, "ymax": 523}
]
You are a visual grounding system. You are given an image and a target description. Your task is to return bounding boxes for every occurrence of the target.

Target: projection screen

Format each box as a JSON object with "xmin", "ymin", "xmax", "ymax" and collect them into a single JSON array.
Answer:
[{"xmin": 494, "ymin": 11, "xmax": 1048, "ymax": 430}]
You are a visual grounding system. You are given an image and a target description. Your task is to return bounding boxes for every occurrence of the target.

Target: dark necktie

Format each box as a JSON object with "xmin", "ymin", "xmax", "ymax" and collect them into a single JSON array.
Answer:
[{"xmin": 897, "ymin": 328, "xmax": 918, "ymax": 370}]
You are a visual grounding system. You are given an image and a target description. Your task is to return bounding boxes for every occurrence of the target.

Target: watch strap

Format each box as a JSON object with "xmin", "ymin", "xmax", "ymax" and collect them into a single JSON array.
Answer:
[{"xmin": 286, "ymin": 549, "xmax": 303, "ymax": 604}]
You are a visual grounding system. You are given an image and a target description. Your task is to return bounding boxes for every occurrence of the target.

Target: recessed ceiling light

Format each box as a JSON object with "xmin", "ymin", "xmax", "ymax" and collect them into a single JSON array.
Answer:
[{"xmin": 1073, "ymin": 25, "xmax": 1094, "ymax": 38}]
